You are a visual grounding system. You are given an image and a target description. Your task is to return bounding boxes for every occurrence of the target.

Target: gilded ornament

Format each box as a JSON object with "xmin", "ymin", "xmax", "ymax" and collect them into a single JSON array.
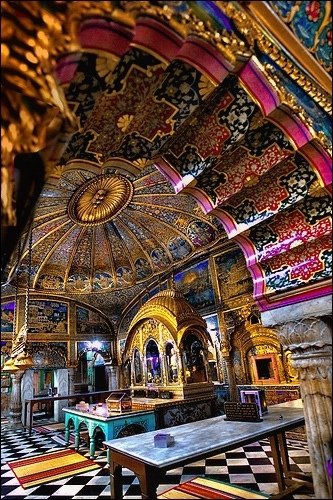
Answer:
[
  {"xmin": 95, "ymin": 54, "xmax": 119, "ymax": 84},
  {"xmin": 117, "ymin": 114, "xmax": 134, "ymax": 132},
  {"xmin": 218, "ymin": 1, "xmax": 332, "ymax": 114},
  {"xmin": 1, "ymin": 0, "xmax": 77, "ymax": 226},
  {"xmin": 198, "ymin": 74, "xmax": 217, "ymax": 99},
  {"xmin": 187, "ymin": 17, "xmax": 252, "ymax": 66},
  {"xmin": 123, "ymin": 1, "xmax": 193, "ymax": 38},
  {"xmin": 262, "ymin": 63, "xmax": 332, "ymax": 155},
  {"xmin": 66, "ymin": 0, "xmax": 135, "ymax": 42},
  {"xmin": 68, "ymin": 173, "xmax": 134, "ymax": 225}
]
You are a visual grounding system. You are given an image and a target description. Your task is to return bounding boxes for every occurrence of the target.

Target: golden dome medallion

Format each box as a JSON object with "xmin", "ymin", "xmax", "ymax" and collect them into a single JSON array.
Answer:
[{"xmin": 68, "ymin": 174, "xmax": 133, "ymax": 225}]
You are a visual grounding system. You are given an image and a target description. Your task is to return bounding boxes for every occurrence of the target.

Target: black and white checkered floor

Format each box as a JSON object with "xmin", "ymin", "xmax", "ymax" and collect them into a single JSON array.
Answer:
[{"xmin": 1, "ymin": 419, "xmax": 314, "ymax": 499}]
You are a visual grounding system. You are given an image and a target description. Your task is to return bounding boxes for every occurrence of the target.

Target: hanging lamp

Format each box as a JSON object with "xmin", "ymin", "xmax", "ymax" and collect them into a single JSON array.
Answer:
[
  {"xmin": 14, "ymin": 223, "xmax": 34, "ymax": 370},
  {"xmin": 2, "ymin": 357, "xmax": 20, "ymax": 372},
  {"xmin": 2, "ymin": 238, "xmax": 22, "ymax": 373}
]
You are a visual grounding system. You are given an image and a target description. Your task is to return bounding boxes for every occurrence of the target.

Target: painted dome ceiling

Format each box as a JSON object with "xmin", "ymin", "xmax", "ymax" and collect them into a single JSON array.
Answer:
[
  {"xmin": 7, "ymin": 164, "xmax": 226, "ymax": 299},
  {"xmin": 1, "ymin": 0, "xmax": 331, "ymax": 323}
]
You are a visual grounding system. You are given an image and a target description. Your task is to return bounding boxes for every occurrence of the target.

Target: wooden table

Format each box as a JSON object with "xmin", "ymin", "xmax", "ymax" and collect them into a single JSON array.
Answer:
[
  {"xmin": 23, "ymin": 390, "xmax": 117, "ymax": 435},
  {"xmin": 63, "ymin": 405, "xmax": 156, "ymax": 459},
  {"xmin": 104, "ymin": 406, "xmax": 311, "ymax": 499}
]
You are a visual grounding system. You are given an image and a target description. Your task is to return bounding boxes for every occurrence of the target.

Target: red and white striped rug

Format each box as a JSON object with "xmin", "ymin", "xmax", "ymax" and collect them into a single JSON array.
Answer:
[{"xmin": 8, "ymin": 448, "xmax": 100, "ymax": 489}]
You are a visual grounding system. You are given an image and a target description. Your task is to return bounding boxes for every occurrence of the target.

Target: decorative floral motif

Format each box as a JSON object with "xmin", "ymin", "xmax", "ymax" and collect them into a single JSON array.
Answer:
[
  {"xmin": 60, "ymin": 130, "xmax": 103, "ymax": 166},
  {"xmin": 316, "ymin": 23, "xmax": 332, "ymax": 71},
  {"xmin": 161, "ymin": 77, "xmax": 257, "ymax": 184},
  {"xmin": 270, "ymin": 0, "xmax": 330, "ymax": 73},
  {"xmin": 262, "ymin": 234, "xmax": 331, "ymax": 290},
  {"xmin": 194, "ymin": 122, "xmax": 293, "ymax": 205},
  {"xmin": 117, "ymin": 114, "xmax": 134, "ymax": 132},
  {"xmin": 75, "ymin": 48, "xmax": 166, "ymax": 161},
  {"xmin": 95, "ymin": 54, "xmax": 118, "ymax": 85},
  {"xmin": 223, "ymin": 153, "xmax": 317, "ymax": 230},
  {"xmin": 65, "ymin": 53, "xmax": 108, "ymax": 128},
  {"xmin": 250, "ymin": 202, "xmax": 331, "ymax": 262},
  {"xmin": 305, "ymin": 1, "xmax": 321, "ymax": 22},
  {"xmin": 198, "ymin": 74, "xmax": 216, "ymax": 99}
]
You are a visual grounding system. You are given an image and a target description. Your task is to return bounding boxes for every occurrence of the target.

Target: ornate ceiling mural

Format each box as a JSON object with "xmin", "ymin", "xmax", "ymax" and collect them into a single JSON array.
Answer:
[
  {"xmin": 7, "ymin": 165, "xmax": 224, "ymax": 297},
  {"xmin": 1, "ymin": 1, "xmax": 332, "ymax": 324},
  {"xmin": 269, "ymin": 1, "xmax": 332, "ymax": 74}
]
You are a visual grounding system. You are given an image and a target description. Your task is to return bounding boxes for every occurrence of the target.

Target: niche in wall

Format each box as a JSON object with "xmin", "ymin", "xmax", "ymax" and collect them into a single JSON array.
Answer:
[{"xmin": 252, "ymin": 354, "xmax": 280, "ymax": 384}]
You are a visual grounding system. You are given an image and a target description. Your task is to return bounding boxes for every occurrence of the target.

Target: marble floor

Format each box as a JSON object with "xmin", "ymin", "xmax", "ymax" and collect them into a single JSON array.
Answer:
[{"xmin": 1, "ymin": 419, "xmax": 315, "ymax": 499}]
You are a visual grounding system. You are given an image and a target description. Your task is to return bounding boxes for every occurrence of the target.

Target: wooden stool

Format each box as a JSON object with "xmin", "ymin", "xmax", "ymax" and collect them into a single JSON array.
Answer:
[{"xmin": 158, "ymin": 477, "xmax": 270, "ymax": 499}]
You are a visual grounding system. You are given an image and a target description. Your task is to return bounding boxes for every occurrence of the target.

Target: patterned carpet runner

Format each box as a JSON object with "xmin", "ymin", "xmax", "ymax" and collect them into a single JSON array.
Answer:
[
  {"xmin": 8, "ymin": 448, "xmax": 100, "ymax": 489},
  {"xmin": 158, "ymin": 477, "xmax": 270, "ymax": 499},
  {"xmin": 33, "ymin": 423, "xmax": 65, "ymax": 434}
]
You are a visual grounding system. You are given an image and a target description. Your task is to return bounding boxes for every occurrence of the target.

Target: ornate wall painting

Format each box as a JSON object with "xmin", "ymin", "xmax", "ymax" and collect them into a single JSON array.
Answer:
[
  {"xmin": 1, "ymin": 302, "xmax": 15, "ymax": 333},
  {"xmin": 77, "ymin": 341, "xmax": 111, "ymax": 357},
  {"xmin": 203, "ymin": 313, "xmax": 221, "ymax": 344},
  {"xmin": 187, "ymin": 220, "xmax": 215, "ymax": 247},
  {"xmin": 37, "ymin": 274, "xmax": 65, "ymax": 291},
  {"xmin": 92, "ymin": 271, "xmax": 114, "ymax": 291},
  {"xmin": 148, "ymin": 281, "xmax": 168, "ymax": 299},
  {"xmin": 135, "ymin": 258, "xmax": 152, "ymax": 280},
  {"xmin": 119, "ymin": 339, "xmax": 126, "ymax": 356},
  {"xmin": 31, "ymin": 342, "xmax": 67, "ymax": 368},
  {"xmin": 214, "ymin": 249, "xmax": 253, "ymax": 310},
  {"xmin": 119, "ymin": 303, "xmax": 141, "ymax": 334},
  {"xmin": 116, "ymin": 266, "xmax": 135, "ymax": 285},
  {"xmin": 269, "ymin": 0, "xmax": 332, "ymax": 72},
  {"xmin": 174, "ymin": 260, "xmax": 216, "ymax": 309},
  {"xmin": 67, "ymin": 273, "xmax": 91, "ymax": 292},
  {"xmin": 76, "ymin": 306, "xmax": 110, "ymax": 335},
  {"xmin": 28, "ymin": 300, "xmax": 68, "ymax": 334},
  {"xmin": 167, "ymin": 236, "xmax": 192, "ymax": 260},
  {"xmin": 202, "ymin": 313, "xmax": 220, "ymax": 363},
  {"xmin": 150, "ymin": 247, "xmax": 171, "ymax": 269}
]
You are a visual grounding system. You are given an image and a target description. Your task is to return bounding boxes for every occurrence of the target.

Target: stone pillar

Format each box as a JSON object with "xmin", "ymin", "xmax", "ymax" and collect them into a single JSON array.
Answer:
[
  {"xmin": 53, "ymin": 369, "xmax": 69, "ymax": 422},
  {"xmin": 214, "ymin": 339, "xmax": 224, "ymax": 383},
  {"xmin": 8, "ymin": 370, "xmax": 24, "ymax": 427},
  {"xmin": 161, "ymin": 353, "xmax": 167, "ymax": 386},
  {"xmin": 219, "ymin": 311, "xmax": 238, "ymax": 400},
  {"xmin": 105, "ymin": 363, "xmax": 119, "ymax": 391},
  {"xmin": 21, "ymin": 369, "xmax": 34, "ymax": 425},
  {"xmin": 278, "ymin": 317, "xmax": 332, "ymax": 499},
  {"xmin": 222, "ymin": 356, "xmax": 239, "ymax": 402},
  {"xmin": 68, "ymin": 366, "xmax": 76, "ymax": 395}
]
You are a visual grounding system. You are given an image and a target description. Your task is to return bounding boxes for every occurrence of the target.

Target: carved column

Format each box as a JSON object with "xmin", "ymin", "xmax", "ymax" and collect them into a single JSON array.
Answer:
[
  {"xmin": 21, "ymin": 369, "xmax": 34, "ymax": 425},
  {"xmin": 161, "ymin": 353, "xmax": 167, "ymax": 386},
  {"xmin": 219, "ymin": 311, "xmax": 239, "ymax": 401},
  {"xmin": 8, "ymin": 370, "xmax": 24, "ymax": 427},
  {"xmin": 67, "ymin": 365, "xmax": 76, "ymax": 395},
  {"xmin": 214, "ymin": 338, "xmax": 224, "ymax": 383},
  {"xmin": 105, "ymin": 363, "xmax": 119, "ymax": 391},
  {"xmin": 222, "ymin": 356, "xmax": 239, "ymax": 402},
  {"xmin": 278, "ymin": 317, "xmax": 332, "ymax": 499},
  {"xmin": 203, "ymin": 347, "xmax": 212, "ymax": 383}
]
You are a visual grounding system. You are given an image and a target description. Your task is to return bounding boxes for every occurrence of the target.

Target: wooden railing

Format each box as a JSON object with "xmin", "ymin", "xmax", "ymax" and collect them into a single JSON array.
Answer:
[{"xmin": 23, "ymin": 389, "xmax": 130, "ymax": 435}]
